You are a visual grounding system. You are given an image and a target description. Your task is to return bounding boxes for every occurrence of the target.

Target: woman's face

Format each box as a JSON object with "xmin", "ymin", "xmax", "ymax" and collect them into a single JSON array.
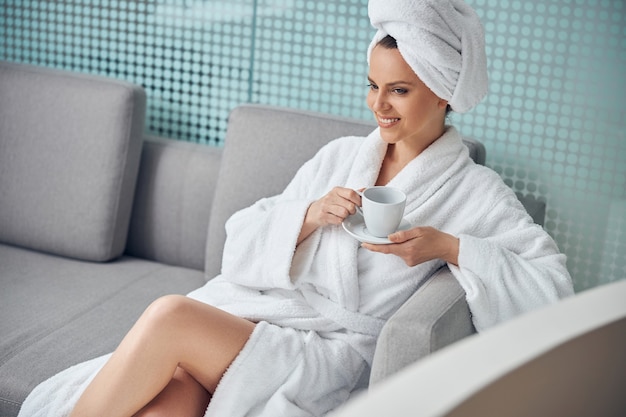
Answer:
[{"xmin": 367, "ymin": 45, "xmax": 448, "ymax": 152}]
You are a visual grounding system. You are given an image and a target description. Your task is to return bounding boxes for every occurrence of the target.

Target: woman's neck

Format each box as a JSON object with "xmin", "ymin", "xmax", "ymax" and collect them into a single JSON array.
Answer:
[{"xmin": 376, "ymin": 126, "xmax": 446, "ymax": 185}]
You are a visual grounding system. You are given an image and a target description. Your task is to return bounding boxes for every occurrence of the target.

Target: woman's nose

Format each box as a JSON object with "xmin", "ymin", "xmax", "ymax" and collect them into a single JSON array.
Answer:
[{"xmin": 370, "ymin": 91, "xmax": 390, "ymax": 112}]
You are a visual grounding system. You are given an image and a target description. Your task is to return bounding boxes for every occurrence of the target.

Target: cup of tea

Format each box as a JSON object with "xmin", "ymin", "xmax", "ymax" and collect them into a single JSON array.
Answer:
[{"xmin": 358, "ymin": 186, "xmax": 406, "ymax": 238}]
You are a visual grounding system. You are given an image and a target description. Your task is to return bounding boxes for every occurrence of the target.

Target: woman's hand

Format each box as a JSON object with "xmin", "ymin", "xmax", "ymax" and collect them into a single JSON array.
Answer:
[
  {"xmin": 361, "ymin": 226, "xmax": 459, "ymax": 267},
  {"xmin": 298, "ymin": 187, "xmax": 361, "ymax": 244}
]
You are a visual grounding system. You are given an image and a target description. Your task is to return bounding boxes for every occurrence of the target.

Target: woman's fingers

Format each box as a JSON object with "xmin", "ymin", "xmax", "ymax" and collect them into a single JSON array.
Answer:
[{"xmin": 319, "ymin": 187, "xmax": 363, "ymax": 223}]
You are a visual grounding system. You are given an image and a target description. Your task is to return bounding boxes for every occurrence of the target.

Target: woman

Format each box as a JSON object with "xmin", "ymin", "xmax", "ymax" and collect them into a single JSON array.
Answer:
[{"xmin": 20, "ymin": 0, "xmax": 573, "ymax": 416}]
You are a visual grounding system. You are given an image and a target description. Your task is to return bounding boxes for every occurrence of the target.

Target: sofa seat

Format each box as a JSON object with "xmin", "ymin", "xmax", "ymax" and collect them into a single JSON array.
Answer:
[{"xmin": 0, "ymin": 244, "xmax": 205, "ymax": 415}]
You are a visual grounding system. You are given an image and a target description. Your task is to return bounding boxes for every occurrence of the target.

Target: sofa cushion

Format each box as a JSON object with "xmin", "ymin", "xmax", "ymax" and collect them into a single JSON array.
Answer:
[
  {"xmin": 0, "ymin": 62, "xmax": 146, "ymax": 262},
  {"xmin": 0, "ymin": 244, "xmax": 206, "ymax": 416},
  {"xmin": 125, "ymin": 137, "xmax": 222, "ymax": 271}
]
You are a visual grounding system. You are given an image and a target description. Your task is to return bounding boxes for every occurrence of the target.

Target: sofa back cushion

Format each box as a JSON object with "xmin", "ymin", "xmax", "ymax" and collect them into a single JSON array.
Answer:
[
  {"xmin": 0, "ymin": 62, "xmax": 145, "ymax": 261},
  {"xmin": 204, "ymin": 104, "xmax": 486, "ymax": 279},
  {"xmin": 125, "ymin": 137, "xmax": 222, "ymax": 271}
]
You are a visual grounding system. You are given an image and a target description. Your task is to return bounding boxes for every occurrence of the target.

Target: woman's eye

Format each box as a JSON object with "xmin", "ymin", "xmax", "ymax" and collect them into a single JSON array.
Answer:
[
  {"xmin": 393, "ymin": 88, "xmax": 408, "ymax": 95},
  {"xmin": 367, "ymin": 83, "xmax": 378, "ymax": 91}
]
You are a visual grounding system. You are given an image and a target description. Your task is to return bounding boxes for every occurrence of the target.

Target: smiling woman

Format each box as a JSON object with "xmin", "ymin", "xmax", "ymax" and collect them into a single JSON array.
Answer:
[
  {"xmin": 367, "ymin": 40, "xmax": 449, "ymax": 181},
  {"xmin": 366, "ymin": 34, "xmax": 456, "ymax": 185}
]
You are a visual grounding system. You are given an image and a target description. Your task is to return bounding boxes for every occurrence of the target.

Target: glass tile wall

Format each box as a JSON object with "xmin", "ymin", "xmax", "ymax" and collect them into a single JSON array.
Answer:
[{"xmin": 1, "ymin": 0, "xmax": 624, "ymax": 291}]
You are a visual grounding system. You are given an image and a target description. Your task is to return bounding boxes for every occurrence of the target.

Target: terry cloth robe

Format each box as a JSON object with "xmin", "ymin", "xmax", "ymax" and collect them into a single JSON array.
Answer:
[{"xmin": 18, "ymin": 127, "xmax": 573, "ymax": 417}]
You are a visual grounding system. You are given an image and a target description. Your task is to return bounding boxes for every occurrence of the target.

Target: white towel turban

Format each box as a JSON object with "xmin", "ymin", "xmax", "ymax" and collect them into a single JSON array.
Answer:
[{"xmin": 367, "ymin": 0, "xmax": 488, "ymax": 113}]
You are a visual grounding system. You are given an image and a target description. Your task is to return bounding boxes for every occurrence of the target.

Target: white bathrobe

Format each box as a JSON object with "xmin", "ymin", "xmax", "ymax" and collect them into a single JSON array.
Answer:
[{"xmin": 18, "ymin": 127, "xmax": 573, "ymax": 417}]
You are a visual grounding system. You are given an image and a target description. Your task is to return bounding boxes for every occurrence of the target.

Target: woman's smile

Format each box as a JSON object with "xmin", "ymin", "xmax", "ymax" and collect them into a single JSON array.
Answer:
[{"xmin": 376, "ymin": 115, "xmax": 401, "ymax": 128}]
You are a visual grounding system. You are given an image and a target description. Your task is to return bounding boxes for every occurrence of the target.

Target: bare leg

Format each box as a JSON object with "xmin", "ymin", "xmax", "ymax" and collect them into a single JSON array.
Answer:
[
  {"xmin": 132, "ymin": 367, "xmax": 210, "ymax": 417},
  {"xmin": 69, "ymin": 295, "xmax": 255, "ymax": 417}
]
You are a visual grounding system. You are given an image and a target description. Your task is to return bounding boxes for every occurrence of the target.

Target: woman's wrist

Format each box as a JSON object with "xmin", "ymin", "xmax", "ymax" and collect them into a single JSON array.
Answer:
[
  {"xmin": 440, "ymin": 232, "xmax": 460, "ymax": 266},
  {"xmin": 297, "ymin": 203, "xmax": 320, "ymax": 245}
]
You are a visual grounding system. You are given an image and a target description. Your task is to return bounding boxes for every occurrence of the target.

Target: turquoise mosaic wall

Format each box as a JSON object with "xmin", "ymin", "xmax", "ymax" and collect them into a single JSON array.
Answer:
[{"xmin": 1, "ymin": 0, "xmax": 624, "ymax": 291}]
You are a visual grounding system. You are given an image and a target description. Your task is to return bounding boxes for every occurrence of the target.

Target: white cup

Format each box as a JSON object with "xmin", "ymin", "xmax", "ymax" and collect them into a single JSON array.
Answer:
[{"xmin": 359, "ymin": 186, "xmax": 406, "ymax": 238}]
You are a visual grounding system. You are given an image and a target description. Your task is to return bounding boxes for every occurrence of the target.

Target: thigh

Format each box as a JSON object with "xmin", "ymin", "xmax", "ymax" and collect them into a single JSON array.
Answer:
[{"xmin": 150, "ymin": 295, "xmax": 256, "ymax": 393}]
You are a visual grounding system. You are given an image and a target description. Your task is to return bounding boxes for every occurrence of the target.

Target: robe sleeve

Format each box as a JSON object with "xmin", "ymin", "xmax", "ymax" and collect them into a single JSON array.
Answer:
[
  {"xmin": 449, "ymin": 190, "xmax": 574, "ymax": 331},
  {"xmin": 220, "ymin": 195, "xmax": 313, "ymax": 290},
  {"xmin": 219, "ymin": 143, "xmax": 334, "ymax": 290}
]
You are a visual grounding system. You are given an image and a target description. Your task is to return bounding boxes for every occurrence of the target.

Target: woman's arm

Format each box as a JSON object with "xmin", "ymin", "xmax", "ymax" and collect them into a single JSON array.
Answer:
[
  {"xmin": 220, "ymin": 194, "xmax": 312, "ymax": 290},
  {"xmin": 451, "ymin": 226, "xmax": 573, "ymax": 331},
  {"xmin": 363, "ymin": 189, "xmax": 573, "ymax": 331}
]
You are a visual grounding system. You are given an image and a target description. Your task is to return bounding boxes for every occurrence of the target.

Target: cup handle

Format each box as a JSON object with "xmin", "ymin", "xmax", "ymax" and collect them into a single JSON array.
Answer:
[{"xmin": 355, "ymin": 190, "xmax": 364, "ymax": 216}]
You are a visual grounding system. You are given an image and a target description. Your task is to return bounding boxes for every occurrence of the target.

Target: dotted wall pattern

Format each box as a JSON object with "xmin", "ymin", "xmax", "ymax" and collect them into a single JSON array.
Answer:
[
  {"xmin": 250, "ymin": 0, "xmax": 372, "ymax": 119},
  {"xmin": 1, "ymin": 0, "xmax": 624, "ymax": 291},
  {"xmin": 458, "ymin": 0, "xmax": 626, "ymax": 290},
  {"xmin": 1, "ymin": 0, "xmax": 255, "ymax": 146}
]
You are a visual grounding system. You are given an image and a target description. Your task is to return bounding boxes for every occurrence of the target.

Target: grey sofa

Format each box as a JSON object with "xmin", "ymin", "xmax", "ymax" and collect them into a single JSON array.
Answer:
[{"xmin": 0, "ymin": 62, "xmax": 545, "ymax": 416}]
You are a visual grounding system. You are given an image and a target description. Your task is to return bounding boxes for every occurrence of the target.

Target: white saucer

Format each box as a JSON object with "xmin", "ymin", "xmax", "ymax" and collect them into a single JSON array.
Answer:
[{"xmin": 342, "ymin": 212, "xmax": 411, "ymax": 244}]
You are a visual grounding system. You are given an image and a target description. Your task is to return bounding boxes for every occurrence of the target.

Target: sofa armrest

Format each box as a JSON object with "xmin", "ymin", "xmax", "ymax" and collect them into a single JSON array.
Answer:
[{"xmin": 369, "ymin": 266, "xmax": 476, "ymax": 385}]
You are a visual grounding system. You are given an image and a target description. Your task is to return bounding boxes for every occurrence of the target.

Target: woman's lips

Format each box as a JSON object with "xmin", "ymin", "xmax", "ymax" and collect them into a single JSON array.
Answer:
[{"xmin": 377, "ymin": 116, "xmax": 400, "ymax": 128}]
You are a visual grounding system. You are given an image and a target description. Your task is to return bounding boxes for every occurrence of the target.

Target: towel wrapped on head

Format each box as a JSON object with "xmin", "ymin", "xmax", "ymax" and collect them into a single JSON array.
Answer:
[{"xmin": 367, "ymin": 0, "xmax": 488, "ymax": 113}]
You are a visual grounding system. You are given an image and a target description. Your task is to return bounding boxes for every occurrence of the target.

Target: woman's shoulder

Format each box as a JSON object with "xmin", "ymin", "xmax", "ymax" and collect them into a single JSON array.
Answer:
[
  {"xmin": 463, "ymin": 165, "xmax": 539, "ymax": 230},
  {"xmin": 458, "ymin": 163, "xmax": 514, "ymax": 203}
]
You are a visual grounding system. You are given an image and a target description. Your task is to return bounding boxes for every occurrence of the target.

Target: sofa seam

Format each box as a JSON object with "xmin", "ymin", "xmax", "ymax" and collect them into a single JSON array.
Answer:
[
  {"xmin": 0, "ymin": 396, "xmax": 21, "ymax": 409},
  {"xmin": 429, "ymin": 295, "xmax": 467, "ymax": 352}
]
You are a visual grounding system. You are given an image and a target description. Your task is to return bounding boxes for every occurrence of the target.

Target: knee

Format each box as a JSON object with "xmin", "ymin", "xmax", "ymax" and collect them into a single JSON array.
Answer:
[{"xmin": 141, "ymin": 295, "xmax": 193, "ymax": 328}]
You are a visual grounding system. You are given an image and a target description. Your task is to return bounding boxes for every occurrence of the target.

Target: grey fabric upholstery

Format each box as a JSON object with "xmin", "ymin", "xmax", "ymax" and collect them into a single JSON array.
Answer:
[
  {"xmin": 125, "ymin": 137, "xmax": 222, "ymax": 270},
  {"xmin": 369, "ymin": 267, "xmax": 475, "ymax": 385},
  {"xmin": 0, "ymin": 244, "xmax": 205, "ymax": 416},
  {"xmin": 0, "ymin": 61, "xmax": 146, "ymax": 262},
  {"xmin": 204, "ymin": 104, "xmax": 486, "ymax": 279}
]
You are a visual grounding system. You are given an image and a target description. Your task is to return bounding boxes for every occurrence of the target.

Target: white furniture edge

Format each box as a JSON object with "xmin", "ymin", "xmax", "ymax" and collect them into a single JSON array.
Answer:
[{"xmin": 332, "ymin": 279, "xmax": 626, "ymax": 416}]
